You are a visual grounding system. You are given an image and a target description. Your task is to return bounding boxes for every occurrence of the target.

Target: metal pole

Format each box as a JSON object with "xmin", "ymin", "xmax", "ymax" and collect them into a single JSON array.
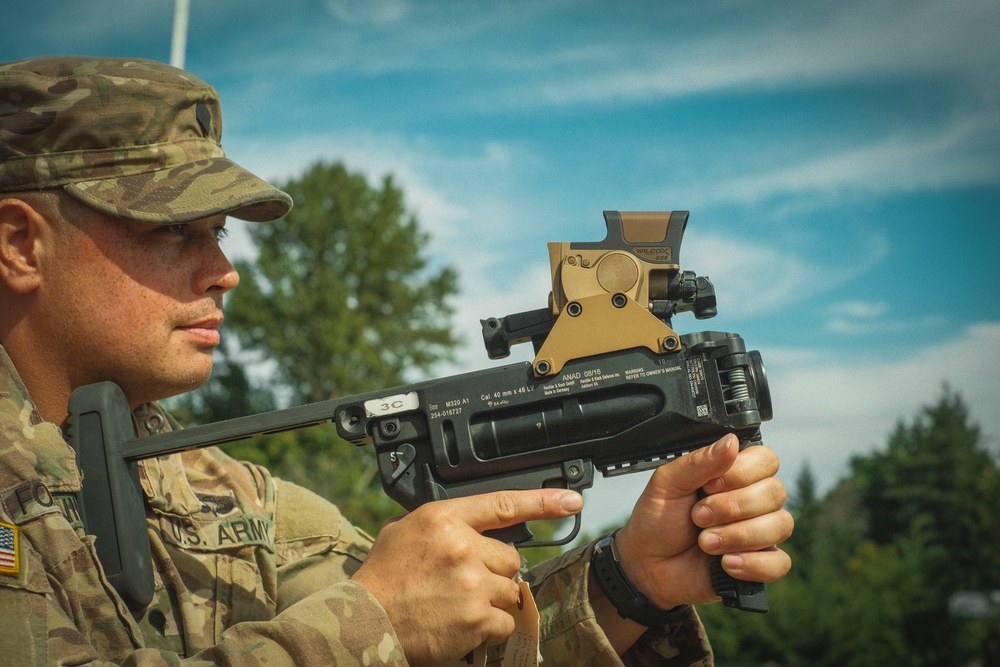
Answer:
[{"xmin": 170, "ymin": 0, "xmax": 190, "ymax": 70}]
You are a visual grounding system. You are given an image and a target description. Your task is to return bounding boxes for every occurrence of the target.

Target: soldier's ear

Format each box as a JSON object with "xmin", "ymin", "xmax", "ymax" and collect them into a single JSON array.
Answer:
[{"xmin": 0, "ymin": 198, "xmax": 45, "ymax": 294}]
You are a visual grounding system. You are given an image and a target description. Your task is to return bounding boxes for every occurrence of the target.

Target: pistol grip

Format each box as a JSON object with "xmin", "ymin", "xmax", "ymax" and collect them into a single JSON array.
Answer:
[
  {"xmin": 704, "ymin": 433, "xmax": 768, "ymax": 613},
  {"xmin": 711, "ymin": 557, "xmax": 768, "ymax": 613}
]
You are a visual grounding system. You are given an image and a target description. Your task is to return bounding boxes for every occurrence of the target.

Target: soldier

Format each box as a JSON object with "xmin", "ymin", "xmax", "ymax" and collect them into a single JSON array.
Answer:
[{"xmin": 0, "ymin": 56, "xmax": 793, "ymax": 665}]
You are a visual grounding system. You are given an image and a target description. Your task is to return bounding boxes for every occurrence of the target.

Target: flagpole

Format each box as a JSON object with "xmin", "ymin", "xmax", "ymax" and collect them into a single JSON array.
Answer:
[{"xmin": 170, "ymin": 0, "xmax": 190, "ymax": 69}]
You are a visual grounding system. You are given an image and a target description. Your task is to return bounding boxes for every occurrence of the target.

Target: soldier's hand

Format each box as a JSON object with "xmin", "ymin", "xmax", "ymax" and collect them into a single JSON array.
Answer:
[
  {"xmin": 352, "ymin": 488, "xmax": 583, "ymax": 666},
  {"xmin": 615, "ymin": 434, "xmax": 793, "ymax": 612}
]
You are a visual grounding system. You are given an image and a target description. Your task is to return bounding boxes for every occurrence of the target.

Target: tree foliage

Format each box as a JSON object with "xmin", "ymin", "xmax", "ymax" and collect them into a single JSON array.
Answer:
[
  {"xmin": 699, "ymin": 387, "xmax": 1000, "ymax": 665},
  {"xmin": 171, "ymin": 161, "xmax": 459, "ymax": 535},
  {"xmin": 229, "ymin": 160, "xmax": 459, "ymax": 404}
]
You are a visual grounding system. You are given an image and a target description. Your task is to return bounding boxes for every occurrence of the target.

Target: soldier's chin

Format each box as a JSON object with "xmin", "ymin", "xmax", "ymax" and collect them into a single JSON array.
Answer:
[
  {"xmin": 181, "ymin": 367, "xmax": 215, "ymax": 395},
  {"xmin": 142, "ymin": 367, "xmax": 215, "ymax": 405}
]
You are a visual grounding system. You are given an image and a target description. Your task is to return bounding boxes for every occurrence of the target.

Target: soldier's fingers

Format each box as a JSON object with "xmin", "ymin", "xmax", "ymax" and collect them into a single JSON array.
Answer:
[
  {"xmin": 721, "ymin": 547, "xmax": 793, "ymax": 584},
  {"xmin": 701, "ymin": 444, "xmax": 779, "ymax": 495},
  {"xmin": 647, "ymin": 434, "xmax": 740, "ymax": 500},
  {"xmin": 480, "ymin": 607, "xmax": 518, "ymax": 648},
  {"xmin": 447, "ymin": 489, "xmax": 584, "ymax": 534},
  {"xmin": 491, "ymin": 575, "xmax": 522, "ymax": 611},
  {"xmin": 480, "ymin": 539, "xmax": 522, "ymax": 579},
  {"xmin": 698, "ymin": 509, "xmax": 794, "ymax": 555},
  {"xmin": 692, "ymin": 476, "xmax": 787, "ymax": 528}
]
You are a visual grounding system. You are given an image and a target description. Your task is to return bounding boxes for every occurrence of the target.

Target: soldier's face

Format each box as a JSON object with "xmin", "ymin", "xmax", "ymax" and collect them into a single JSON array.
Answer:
[{"xmin": 43, "ymin": 211, "xmax": 239, "ymax": 407}]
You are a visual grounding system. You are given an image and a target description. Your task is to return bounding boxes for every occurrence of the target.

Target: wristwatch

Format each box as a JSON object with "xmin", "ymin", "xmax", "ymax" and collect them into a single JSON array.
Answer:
[{"xmin": 590, "ymin": 529, "xmax": 690, "ymax": 626}]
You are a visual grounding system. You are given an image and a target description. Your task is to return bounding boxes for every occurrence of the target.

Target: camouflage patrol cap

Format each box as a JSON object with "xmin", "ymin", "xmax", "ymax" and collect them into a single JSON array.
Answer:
[{"xmin": 0, "ymin": 56, "xmax": 292, "ymax": 223}]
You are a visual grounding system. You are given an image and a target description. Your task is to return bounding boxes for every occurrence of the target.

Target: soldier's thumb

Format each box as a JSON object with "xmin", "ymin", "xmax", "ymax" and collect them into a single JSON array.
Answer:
[{"xmin": 651, "ymin": 433, "xmax": 739, "ymax": 500}]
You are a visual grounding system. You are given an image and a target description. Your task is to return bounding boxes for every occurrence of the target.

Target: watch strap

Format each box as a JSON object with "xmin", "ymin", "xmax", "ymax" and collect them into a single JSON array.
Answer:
[{"xmin": 590, "ymin": 529, "xmax": 690, "ymax": 627}]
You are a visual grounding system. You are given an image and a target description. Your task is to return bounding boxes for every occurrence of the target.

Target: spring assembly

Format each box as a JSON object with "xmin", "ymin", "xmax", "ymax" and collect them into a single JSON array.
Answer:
[{"xmin": 726, "ymin": 368, "xmax": 751, "ymax": 403}]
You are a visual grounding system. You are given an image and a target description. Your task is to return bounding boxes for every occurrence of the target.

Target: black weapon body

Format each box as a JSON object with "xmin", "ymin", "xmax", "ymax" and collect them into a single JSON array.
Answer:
[{"xmin": 67, "ymin": 329, "xmax": 770, "ymax": 613}]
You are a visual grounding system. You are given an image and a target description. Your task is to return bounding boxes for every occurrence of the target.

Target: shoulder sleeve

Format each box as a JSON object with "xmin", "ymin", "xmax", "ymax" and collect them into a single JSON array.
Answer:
[
  {"xmin": 262, "ymin": 479, "xmax": 408, "ymax": 664},
  {"xmin": 272, "ymin": 478, "xmax": 375, "ymax": 611}
]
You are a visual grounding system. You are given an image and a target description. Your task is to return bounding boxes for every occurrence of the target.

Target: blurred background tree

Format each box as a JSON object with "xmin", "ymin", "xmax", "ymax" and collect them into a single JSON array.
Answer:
[
  {"xmin": 698, "ymin": 388, "xmax": 1000, "ymax": 666},
  {"xmin": 170, "ymin": 159, "xmax": 575, "ymax": 560},
  {"xmin": 171, "ymin": 160, "xmax": 459, "ymax": 534}
]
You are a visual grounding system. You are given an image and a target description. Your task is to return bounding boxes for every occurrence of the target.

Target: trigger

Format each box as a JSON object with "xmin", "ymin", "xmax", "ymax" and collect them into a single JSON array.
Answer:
[{"xmin": 484, "ymin": 523, "xmax": 535, "ymax": 545}]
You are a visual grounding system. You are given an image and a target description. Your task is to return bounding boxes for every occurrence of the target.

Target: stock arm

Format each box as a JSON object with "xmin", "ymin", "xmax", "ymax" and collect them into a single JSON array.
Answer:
[{"xmin": 66, "ymin": 210, "xmax": 773, "ymax": 615}]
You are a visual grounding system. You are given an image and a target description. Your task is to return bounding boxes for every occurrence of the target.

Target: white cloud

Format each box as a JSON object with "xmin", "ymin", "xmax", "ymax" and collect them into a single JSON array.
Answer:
[
  {"xmin": 265, "ymin": 1, "xmax": 999, "ymax": 106},
  {"xmin": 211, "ymin": 1, "xmax": 1000, "ymax": 223},
  {"xmin": 675, "ymin": 111, "xmax": 1000, "ymax": 209},
  {"xmin": 533, "ymin": 0, "xmax": 1000, "ymax": 106},
  {"xmin": 829, "ymin": 301, "xmax": 888, "ymax": 319},
  {"xmin": 821, "ymin": 300, "xmax": 950, "ymax": 336},
  {"xmin": 324, "ymin": 0, "xmax": 412, "ymax": 26},
  {"xmin": 227, "ymin": 129, "xmax": 533, "ymax": 249},
  {"xmin": 824, "ymin": 313, "xmax": 948, "ymax": 337},
  {"xmin": 220, "ymin": 132, "xmax": 461, "ymax": 260}
]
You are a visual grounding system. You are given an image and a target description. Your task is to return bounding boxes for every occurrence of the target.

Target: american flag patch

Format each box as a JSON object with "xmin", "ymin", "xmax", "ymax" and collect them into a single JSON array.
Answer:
[{"xmin": 0, "ymin": 521, "xmax": 20, "ymax": 576}]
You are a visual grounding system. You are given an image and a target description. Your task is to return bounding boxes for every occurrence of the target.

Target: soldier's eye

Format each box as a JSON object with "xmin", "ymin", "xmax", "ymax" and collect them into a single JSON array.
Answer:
[{"xmin": 162, "ymin": 224, "xmax": 188, "ymax": 237}]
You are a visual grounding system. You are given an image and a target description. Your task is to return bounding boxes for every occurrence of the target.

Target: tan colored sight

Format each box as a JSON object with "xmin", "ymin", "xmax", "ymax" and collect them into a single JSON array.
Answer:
[{"xmin": 532, "ymin": 212, "xmax": 685, "ymax": 377}]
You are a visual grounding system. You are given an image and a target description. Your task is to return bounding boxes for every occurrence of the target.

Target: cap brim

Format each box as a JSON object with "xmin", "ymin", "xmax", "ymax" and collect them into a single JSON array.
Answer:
[{"xmin": 64, "ymin": 157, "xmax": 292, "ymax": 224}]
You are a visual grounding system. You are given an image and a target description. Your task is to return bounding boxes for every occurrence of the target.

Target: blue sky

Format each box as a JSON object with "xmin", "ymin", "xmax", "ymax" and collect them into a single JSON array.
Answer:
[{"xmin": 5, "ymin": 0, "xmax": 999, "ymax": 534}]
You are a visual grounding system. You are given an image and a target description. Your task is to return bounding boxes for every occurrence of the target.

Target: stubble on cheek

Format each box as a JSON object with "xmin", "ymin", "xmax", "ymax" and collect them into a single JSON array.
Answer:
[{"xmin": 59, "ymin": 221, "xmax": 219, "ymax": 402}]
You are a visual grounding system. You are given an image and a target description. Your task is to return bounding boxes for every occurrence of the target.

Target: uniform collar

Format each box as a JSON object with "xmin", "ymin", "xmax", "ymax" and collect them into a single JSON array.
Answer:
[{"xmin": 0, "ymin": 344, "xmax": 83, "ymax": 493}]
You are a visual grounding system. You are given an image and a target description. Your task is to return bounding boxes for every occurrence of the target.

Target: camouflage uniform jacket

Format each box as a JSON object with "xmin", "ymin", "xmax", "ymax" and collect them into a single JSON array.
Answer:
[{"xmin": 0, "ymin": 346, "xmax": 713, "ymax": 666}]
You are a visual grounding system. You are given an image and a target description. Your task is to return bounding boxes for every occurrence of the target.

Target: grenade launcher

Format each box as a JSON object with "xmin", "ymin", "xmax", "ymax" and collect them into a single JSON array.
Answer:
[{"xmin": 67, "ymin": 210, "xmax": 773, "ymax": 615}]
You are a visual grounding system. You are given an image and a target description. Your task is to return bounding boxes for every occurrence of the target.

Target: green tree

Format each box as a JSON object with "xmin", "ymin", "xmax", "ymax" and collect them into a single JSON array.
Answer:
[
  {"xmin": 168, "ymin": 355, "xmax": 276, "ymax": 425},
  {"xmin": 700, "ymin": 388, "xmax": 1000, "ymax": 666},
  {"xmin": 786, "ymin": 464, "xmax": 820, "ymax": 566},
  {"xmin": 173, "ymin": 161, "xmax": 460, "ymax": 535},
  {"xmin": 851, "ymin": 387, "xmax": 1000, "ymax": 665},
  {"xmin": 228, "ymin": 160, "xmax": 459, "ymax": 405}
]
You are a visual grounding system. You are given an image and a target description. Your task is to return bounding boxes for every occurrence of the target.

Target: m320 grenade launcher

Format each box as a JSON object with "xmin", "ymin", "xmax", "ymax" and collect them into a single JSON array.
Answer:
[{"xmin": 67, "ymin": 210, "xmax": 773, "ymax": 615}]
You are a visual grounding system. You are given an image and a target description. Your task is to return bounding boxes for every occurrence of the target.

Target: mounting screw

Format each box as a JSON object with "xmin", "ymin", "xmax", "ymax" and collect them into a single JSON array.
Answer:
[
  {"xmin": 379, "ymin": 419, "xmax": 401, "ymax": 440},
  {"xmin": 535, "ymin": 359, "xmax": 552, "ymax": 376},
  {"xmin": 662, "ymin": 336, "xmax": 679, "ymax": 352},
  {"xmin": 567, "ymin": 302, "xmax": 583, "ymax": 317}
]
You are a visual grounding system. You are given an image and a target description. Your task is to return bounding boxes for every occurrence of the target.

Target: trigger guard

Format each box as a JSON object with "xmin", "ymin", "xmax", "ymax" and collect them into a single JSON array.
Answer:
[{"xmin": 485, "ymin": 514, "xmax": 583, "ymax": 549}]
